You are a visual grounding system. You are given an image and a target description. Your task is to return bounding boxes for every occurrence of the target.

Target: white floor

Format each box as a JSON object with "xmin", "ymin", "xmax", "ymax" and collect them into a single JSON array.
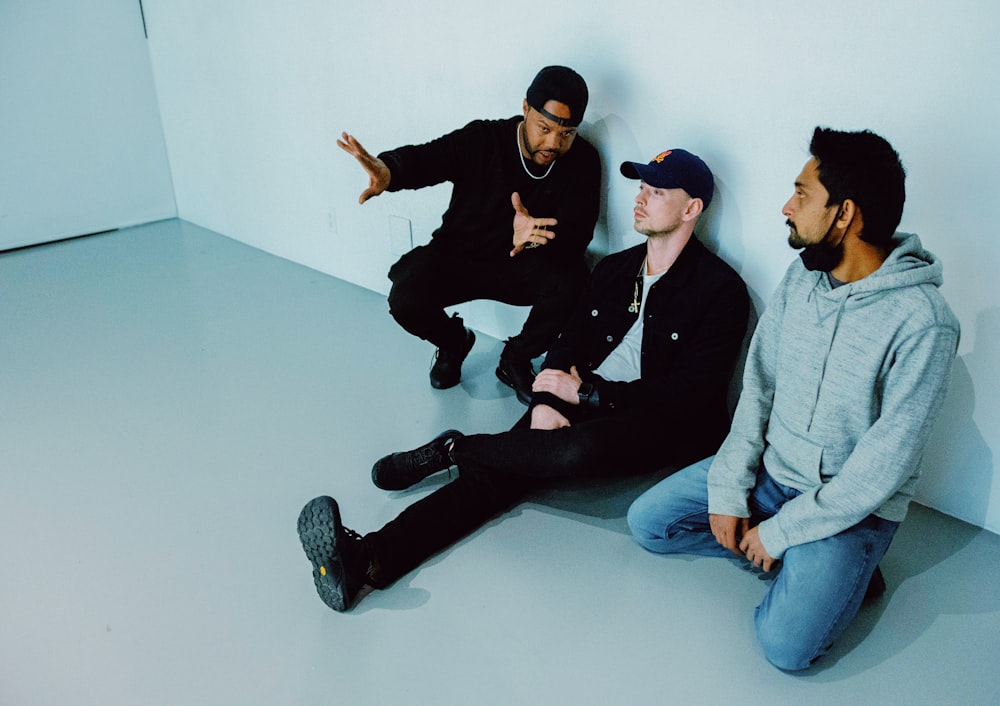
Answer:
[{"xmin": 2, "ymin": 219, "xmax": 999, "ymax": 705}]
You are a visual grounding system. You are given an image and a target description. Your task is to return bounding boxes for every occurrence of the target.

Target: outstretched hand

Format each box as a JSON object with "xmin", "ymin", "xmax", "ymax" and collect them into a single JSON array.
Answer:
[
  {"xmin": 337, "ymin": 132, "xmax": 391, "ymax": 204},
  {"xmin": 510, "ymin": 192, "xmax": 557, "ymax": 256}
]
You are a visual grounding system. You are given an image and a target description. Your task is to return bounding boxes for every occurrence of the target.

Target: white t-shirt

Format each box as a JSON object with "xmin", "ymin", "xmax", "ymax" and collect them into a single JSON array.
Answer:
[{"xmin": 592, "ymin": 268, "xmax": 666, "ymax": 382}]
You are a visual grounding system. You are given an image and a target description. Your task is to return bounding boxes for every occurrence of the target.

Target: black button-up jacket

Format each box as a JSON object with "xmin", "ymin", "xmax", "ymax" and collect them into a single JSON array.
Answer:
[{"xmin": 537, "ymin": 237, "xmax": 751, "ymax": 451}]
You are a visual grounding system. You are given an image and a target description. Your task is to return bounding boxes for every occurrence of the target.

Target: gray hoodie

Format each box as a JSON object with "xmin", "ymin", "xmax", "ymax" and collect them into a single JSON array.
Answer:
[{"xmin": 708, "ymin": 232, "xmax": 960, "ymax": 559}]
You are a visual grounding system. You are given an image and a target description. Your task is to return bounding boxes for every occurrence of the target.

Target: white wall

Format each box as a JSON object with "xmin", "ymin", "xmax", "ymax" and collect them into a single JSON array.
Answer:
[
  {"xmin": 0, "ymin": 0, "xmax": 176, "ymax": 251},
  {"xmin": 142, "ymin": 0, "xmax": 1000, "ymax": 533}
]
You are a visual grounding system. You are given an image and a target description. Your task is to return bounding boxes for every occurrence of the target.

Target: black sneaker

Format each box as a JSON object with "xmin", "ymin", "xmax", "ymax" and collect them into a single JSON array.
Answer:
[
  {"xmin": 371, "ymin": 429, "xmax": 464, "ymax": 490},
  {"xmin": 496, "ymin": 349, "xmax": 535, "ymax": 405},
  {"xmin": 430, "ymin": 327, "xmax": 475, "ymax": 389},
  {"xmin": 297, "ymin": 496, "xmax": 369, "ymax": 612}
]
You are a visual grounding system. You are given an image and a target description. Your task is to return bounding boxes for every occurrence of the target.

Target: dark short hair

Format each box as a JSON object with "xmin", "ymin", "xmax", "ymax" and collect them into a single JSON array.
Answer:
[{"xmin": 809, "ymin": 127, "xmax": 906, "ymax": 247}]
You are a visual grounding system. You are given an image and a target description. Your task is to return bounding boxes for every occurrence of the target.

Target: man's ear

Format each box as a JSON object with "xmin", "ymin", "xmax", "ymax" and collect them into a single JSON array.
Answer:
[
  {"xmin": 837, "ymin": 199, "xmax": 857, "ymax": 228},
  {"xmin": 683, "ymin": 197, "xmax": 704, "ymax": 221}
]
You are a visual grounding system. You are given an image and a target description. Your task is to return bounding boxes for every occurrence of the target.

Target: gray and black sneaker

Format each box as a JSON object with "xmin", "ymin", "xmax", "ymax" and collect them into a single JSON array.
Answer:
[
  {"xmin": 297, "ymin": 496, "xmax": 368, "ymax": 612},
  {"xmin": 371, "ymin": 429, "xmax": 464, "ymax": 491}
]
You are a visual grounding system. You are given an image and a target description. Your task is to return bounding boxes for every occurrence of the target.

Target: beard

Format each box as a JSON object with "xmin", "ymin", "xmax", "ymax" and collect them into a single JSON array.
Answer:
[
  {"xmin": 519, "ymin": 124, "xmax": 563, "ymax": 166},
  {"xmin": 787, "ymin": 219, "xmax": 845, "ymax": 272}
]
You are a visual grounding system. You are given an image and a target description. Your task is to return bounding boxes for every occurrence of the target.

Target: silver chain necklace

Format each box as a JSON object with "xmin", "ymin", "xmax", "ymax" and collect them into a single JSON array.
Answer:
[{"xmin": 517, "ymin": 122, "xmax": 555, "ymax": 180}]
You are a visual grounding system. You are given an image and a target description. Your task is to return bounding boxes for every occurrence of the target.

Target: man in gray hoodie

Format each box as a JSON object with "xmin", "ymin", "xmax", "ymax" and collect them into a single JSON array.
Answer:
[{"xmin": 627, "ymin": 127, "xmax": 960, "ymax": 671}]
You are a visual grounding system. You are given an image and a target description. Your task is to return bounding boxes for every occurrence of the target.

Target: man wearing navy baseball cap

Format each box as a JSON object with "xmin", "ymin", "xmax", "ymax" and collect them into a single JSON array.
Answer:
[
  {"xmin": 297, "ymin": 147, "xmax": 750, "ymax": 613},
  {"xmin": 620, "ymin": 148, "xmax": 715, "ymax": 208},
  {"xmin": 337, "ymin": 66, "xmax": 600, "ymax": 402}
]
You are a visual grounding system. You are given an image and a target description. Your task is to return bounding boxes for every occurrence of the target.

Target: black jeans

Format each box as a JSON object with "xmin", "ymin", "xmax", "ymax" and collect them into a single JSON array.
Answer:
[
  {"xmin": 387, "ymin": 242, "xmax": 588, "ymax": 357},
  {"xmin": 365, "ymin": 407, "xmax": 708, "ymax": 587}
]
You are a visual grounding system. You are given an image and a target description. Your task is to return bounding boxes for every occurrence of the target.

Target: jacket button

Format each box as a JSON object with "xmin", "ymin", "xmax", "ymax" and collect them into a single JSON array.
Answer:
[
  {"xmin": 591, "ymin": 309, "xmax": 599, "ymax": 317},
  {"xmin": 671, "ymin": 332, "xmax": 679, "ymax": 340},
  {"xmin": 606, "ymin": 335, "xmax": 613, "ymax": 343}
]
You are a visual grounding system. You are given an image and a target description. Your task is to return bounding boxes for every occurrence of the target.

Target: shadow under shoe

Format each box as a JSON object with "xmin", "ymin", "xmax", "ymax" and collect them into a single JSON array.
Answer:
[
  {"xmin": 495, "ymin": 348, "xmax": 536, "ymax": 405},
  {"xmin": 297, "ymin": 496, "xmax": 370, "ymax": 612},
  {"xmin": 371, "ymin": 429, "xmax": 464, "ymax": 490},
  {"xmin": 430, "ymin": 327, "xmax": 475, "ymax": 389}
]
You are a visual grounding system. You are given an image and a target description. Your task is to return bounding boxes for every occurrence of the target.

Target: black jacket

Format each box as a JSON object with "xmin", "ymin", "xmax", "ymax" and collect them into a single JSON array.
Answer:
[
  {"xmin": 538, "ymin": 237, "xmax": 750, "ymax": 450},
  {"xmin": 379, "ymin": 117, "xmax": 600, "ymax": 261}
]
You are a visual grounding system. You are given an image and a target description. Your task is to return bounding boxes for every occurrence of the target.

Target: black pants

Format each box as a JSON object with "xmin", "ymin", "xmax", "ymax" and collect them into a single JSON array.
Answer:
[
  {"xmin": 365, "ymin": 407, "xmax": 709, "ymax": 587},
  {"xmin": 387, "ymin": 242, "xmax": 588, "ymax": 357}
]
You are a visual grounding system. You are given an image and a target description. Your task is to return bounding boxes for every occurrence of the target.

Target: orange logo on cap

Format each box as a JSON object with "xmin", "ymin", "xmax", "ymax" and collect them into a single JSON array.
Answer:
[{"xmin": 652, "ymin": 150, "xmax": 672, "ymax": 163}]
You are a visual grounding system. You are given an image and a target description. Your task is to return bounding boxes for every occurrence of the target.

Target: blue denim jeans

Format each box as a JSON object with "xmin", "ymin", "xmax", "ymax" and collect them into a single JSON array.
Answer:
[{"xmin": 627, "ymin": 456, "xmax": 899, "ymax": 671}]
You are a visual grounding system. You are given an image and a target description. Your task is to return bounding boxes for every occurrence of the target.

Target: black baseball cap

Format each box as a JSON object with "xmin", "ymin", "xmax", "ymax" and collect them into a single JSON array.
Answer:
[{"xmin": 525, "ymin": 66, "xmax": 588, "ymax": 128}]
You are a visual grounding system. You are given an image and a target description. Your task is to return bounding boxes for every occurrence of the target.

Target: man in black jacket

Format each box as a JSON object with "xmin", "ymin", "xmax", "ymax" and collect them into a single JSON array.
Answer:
[
  {"xmin": 338, "ymin": 66, "xmax": 600, "ymax": 401},
  {"xmin": 298, "ymin": 148, "xmax": 750, "ymax": 612}
]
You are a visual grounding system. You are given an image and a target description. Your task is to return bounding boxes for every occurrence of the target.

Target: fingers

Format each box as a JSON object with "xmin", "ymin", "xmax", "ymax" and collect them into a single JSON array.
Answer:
[
  {"xmin": 532, "ymin": 369, "xmax": 580, "ymax": 404},
  {"xmin": 510, "ymin": 224, "xmax": 558, "ymax": 257},
  {"xmin": 531, "ymin": 369, "xmax": 560, "ymax": 392},
  {"xmin": 338, "ymin": 132, "xmax": 379, "ymax": 172},
  {"xmin": 338, "ymin": 131, "xmax": 390, "ymax": 204},
  {"xmin": 337, "ymin": 131, "xmax": 364, "ymax": 156},
  {"xmin": 510, "ymin": 192, "xmax": 559, "ymax": 256},
  {"xmin": 709, "ymin": 514, "xmax": 742, "ymax": 555},
  {"xmin": 530, "ymin": 403, "xmax": 572, "ymax": 430},
  {"xmin": 739, "ymin": 525, "xmax": 774, "ymax": 570}
]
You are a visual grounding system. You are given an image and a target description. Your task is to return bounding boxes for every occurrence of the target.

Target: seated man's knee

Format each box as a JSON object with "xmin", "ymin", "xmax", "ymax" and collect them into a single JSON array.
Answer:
[
  {"xmin": 755, "ymin": 613, "xmax": 821, "ymax": 672},
  {"xmin": 626, "ymin": 493, "xmax": 664, "ymax": 550}
]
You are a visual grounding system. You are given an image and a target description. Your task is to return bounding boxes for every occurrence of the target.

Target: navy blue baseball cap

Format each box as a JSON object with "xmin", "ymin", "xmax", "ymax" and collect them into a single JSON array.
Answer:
[{"xmin": 620, "ymin": 149, "xmax": 715, "ymax": 208}]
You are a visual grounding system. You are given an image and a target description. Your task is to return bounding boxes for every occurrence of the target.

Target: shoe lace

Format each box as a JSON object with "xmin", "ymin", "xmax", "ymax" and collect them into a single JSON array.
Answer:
[{"xmin": 409, "ymin": 444, "xmax": 440, "ymax": 469}]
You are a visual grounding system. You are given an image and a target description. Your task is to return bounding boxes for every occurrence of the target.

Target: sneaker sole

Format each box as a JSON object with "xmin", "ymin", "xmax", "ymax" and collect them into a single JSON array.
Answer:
[{"xmin": 297, "ymin": 496, "xmax": 351, "ymax": 612}]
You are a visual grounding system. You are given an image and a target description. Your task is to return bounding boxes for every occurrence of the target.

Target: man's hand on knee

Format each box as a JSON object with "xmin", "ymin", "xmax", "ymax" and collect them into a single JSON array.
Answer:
[
  {"xmin": 530, "ymin": 404, "xmax": 571, "ymax": 430},
  {"xmin": 709, "ymin": 514, "xmax": 749, "ymax": 557},
  {"xmin": 739, "ymin": 526, "xmax": 776, "ymax": 571},
  {"xmin": 532, "ymin": 366, "xmax": 582, "ymax": 404}
]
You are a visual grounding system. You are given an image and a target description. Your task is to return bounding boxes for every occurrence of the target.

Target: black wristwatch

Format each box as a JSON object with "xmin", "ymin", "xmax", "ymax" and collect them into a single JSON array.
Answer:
[{"xmin": 578, "ymin": 382, "xmax": 599, "ymax": 408}]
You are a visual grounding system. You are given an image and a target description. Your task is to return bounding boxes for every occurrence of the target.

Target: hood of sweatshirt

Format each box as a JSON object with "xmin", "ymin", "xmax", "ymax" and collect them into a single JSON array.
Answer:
[
  {"xmin": 815, "ymin": 232, "xmax": 942, "ymax": 300},
  {"xmin": 804, "ymin": 232, "xmax": 943, "ymax": 324}
]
